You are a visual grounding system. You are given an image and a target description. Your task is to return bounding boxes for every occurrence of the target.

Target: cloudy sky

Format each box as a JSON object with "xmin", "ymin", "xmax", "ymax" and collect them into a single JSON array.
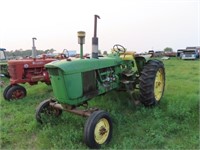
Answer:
[{"xmin": 0, "ymin": 0, "xmax": 199, "ymax": 53}]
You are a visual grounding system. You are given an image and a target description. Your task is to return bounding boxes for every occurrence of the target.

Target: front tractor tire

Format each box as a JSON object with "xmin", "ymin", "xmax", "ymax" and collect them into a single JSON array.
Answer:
[
  {"xmin": 5, "ymin": 84, "xmax": 27, "ymax": 100},
  {"xmin": 139, "ymin": 60, "xmax": 165, "ymax": 106},
  {"xmin": 3, "ymin": 84, "xmax": 13, "ymax": 100},
  {"xmin": 35, "ymin": 99, "xmax": 62, "ymax": 124},
  {"xmin": 84, "ymin": 110, "xmax": 112, "ymax": 149}
]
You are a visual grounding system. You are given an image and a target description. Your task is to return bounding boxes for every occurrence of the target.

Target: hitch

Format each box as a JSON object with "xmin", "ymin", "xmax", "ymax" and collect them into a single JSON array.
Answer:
[{"xmin": 49, "ymin": 101, "xmax": 99, "ymax": 117}]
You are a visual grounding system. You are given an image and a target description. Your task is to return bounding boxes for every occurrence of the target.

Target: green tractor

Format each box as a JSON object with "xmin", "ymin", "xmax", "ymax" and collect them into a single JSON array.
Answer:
[
  {"xmin": 0, "ymin": 48, "xmax": 9, "ymax": 77},
  {"xmin": 35, "ymin": 15, "xmax": 165, "ymax": 149}
]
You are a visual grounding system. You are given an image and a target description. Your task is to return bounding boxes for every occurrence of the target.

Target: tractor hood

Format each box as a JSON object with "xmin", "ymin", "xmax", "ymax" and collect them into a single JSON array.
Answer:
[{"xmin": 45, "ymin": 57, "xmax": 122, "ymax": 74}]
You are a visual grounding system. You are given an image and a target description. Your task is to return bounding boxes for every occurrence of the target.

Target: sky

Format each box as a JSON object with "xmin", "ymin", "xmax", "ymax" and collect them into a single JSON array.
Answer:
[{"xmin": 0, "ymin": 0, "xmax": 199, "ymax": 53}]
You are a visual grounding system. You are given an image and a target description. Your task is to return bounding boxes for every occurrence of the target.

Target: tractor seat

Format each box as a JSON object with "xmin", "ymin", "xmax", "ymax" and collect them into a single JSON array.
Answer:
[{"xmin": 120, "ymin": 51, "xmax": 136, "ymax": 61}]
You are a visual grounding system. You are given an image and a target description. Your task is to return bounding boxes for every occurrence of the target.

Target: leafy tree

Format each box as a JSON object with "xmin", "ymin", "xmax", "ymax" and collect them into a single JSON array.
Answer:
[
  {"xmin": 44, "ymin": 48, "xmax": 56, "ymax": 54},
  {"xmin": 164, "ymin": 47, "xmax": 173, "ymax": 52},
  {"xmin": 5, "ymin": 49, "xmax": 46, "ymax": 59},
  {"xmin": 103, "ymin": 51, "xmax": 108, "ymax": 55}
]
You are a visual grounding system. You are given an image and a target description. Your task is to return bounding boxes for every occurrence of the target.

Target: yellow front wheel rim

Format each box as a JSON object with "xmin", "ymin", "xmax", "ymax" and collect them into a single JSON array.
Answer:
[
  {"xmin": 154, "ymin": 68, "xmax": 164, "ymax": 101},
  {"xmin": 94, "ymin": 118, "xmax": 110, "ymax": 144}
]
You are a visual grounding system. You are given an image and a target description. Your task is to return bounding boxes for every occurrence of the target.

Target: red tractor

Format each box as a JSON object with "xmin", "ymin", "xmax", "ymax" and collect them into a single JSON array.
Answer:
[{"xmin": 3, "ymin": 38, "xmax": 61, "ymax": 100}]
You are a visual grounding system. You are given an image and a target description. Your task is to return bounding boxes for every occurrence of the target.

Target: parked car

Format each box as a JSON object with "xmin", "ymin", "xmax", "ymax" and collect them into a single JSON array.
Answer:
[{"xmin": 181, "ymin": 47, "xmax": 199, "ymax": 60}]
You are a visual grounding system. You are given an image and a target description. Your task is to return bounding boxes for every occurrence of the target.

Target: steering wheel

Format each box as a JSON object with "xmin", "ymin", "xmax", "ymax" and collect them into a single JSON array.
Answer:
[{"xmin": 113, "ymin": 44, "xmax": 126, "ymax": 54}]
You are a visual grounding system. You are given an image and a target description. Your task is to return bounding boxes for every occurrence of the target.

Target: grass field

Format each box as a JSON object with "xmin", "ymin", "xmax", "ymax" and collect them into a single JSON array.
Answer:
[{"xmin": 0, "ymin": 58, "xmax": 199, "ymax": 149}]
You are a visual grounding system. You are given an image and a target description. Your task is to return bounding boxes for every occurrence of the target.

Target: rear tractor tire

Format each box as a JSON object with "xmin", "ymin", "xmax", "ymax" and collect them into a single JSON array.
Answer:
[
  {"xmin": 139, "ymin": 60, "xmax": 165, "ymax": 106},
  {"xmin": 84, "ymin": 110, "xmax": 112, "ymax": 149},
  {"xmin": 5, "ymin": 84, "xmax": 27, "ymax": 100}
]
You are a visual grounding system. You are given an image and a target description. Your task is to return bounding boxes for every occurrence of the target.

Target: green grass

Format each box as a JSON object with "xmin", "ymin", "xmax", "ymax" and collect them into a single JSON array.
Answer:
[{"xmin": 0, "ymin": 58, "xmax": 199, "ymax": 149}]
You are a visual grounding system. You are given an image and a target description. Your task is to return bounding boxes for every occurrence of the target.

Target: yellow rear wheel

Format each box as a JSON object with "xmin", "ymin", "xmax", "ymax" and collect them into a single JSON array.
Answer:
[
  {"xmin": 154, "ymin": 68, "xmax": 165, "ymax": 101},
  {"xmin": 139, "ymin": 60, "xmax": 165, "ymax": 106}
]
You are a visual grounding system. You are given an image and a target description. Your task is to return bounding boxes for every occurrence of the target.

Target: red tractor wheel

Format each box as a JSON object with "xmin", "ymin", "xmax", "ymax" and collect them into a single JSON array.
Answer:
[
  {"xmin": 3, "ymin": 84, "xmax": 13, "ymax": 100},
  {"xmin": 5, "ymin": 85, "xmax": 27, "ymax": 100}
]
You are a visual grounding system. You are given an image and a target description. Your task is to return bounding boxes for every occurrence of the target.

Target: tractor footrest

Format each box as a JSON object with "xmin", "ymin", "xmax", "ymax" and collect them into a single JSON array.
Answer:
[
  {"xmin": 120, "ymin": 80, "xmax": 129, "ymax": 84},
  {"xmin": 120, "ymin": 80, "xmax": 134, "ymax": 84},
  {"xmin": 122, "ymin": 71, "xmax": 134, "ymax": 77}
]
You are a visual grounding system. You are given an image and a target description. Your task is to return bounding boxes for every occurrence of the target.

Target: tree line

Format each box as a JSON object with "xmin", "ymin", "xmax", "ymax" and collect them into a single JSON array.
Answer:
[
  {"xmin": 5, "ymin": 49, "xmax": 56, "ymax": 59},
  {"xmin": 5, "ymin": 47, "xmax": 173, "ymax": 59}
]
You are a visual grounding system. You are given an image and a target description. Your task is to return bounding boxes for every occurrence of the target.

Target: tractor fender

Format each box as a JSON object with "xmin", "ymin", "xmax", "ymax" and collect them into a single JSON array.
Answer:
[{"xmin": 135, "ymin": 56, "xmax": 147, "ymax": 74}]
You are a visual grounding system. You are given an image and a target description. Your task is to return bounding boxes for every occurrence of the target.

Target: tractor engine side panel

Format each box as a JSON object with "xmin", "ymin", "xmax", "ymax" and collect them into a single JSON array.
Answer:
[
  {"xmin": 96, "ymin": 66, "xmax": 120, "ymax": 94},
  {"xmin": 48, "ymin": 68, "xmax": 83, "ymax": 103},
  {"xmin": 48, "ymin": 68, "xmax": 70, "ymax": 102},
  {"xmin": 65, "ymin": 73, "xmax": 83, "ymax": 99}
]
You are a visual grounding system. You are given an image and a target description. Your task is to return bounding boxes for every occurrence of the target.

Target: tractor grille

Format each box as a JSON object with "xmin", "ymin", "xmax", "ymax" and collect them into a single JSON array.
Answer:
[
  {"xmin": 48, "ymin": 68, "xmax": 59, "ymax": 76},
  {"xmin": 185, "ymin": 54, "xmax": 192, "ymax": 57},
  {"xmin": 8, "ymin": 65, "xmax": 17, "ymax": 79},
  {"xmin": 82, "ymin": 71, "xmax": 97, "ymax": 94}
]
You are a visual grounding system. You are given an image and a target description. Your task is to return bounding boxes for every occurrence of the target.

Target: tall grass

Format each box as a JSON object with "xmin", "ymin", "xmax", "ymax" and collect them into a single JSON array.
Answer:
[{"xmin": 0, "ymin": 58, "xmax": 199, "ymax": 149}]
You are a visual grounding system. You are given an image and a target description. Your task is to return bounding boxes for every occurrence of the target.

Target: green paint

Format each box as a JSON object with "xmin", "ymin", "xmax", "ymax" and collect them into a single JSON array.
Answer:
[
  {"xmin": 46, "ymin": 53, "xmax": 144, "ymax": 106},
  {"xmin": 0, "ymin": 48, "xmax": 9, "ymax": 77}
]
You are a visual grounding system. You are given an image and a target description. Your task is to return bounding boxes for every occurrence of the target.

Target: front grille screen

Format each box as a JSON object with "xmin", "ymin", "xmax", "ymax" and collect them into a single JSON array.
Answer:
[
  {"xmin": 48, "ymin": 68, "xmax": 59, "ymax": 76},
  {"xmin": 82, "ymin": 71, "xmax": 97, "ymax": 94}
]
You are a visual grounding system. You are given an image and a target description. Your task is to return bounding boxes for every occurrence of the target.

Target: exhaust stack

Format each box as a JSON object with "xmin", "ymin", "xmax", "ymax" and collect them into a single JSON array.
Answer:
[
  {"xmin": 32, "ymin": 37, "xmax": 37, "ymax": 59},
  {"xmin": 92, "ymin": 15, "xmax": 100, "ymax": 59}
]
